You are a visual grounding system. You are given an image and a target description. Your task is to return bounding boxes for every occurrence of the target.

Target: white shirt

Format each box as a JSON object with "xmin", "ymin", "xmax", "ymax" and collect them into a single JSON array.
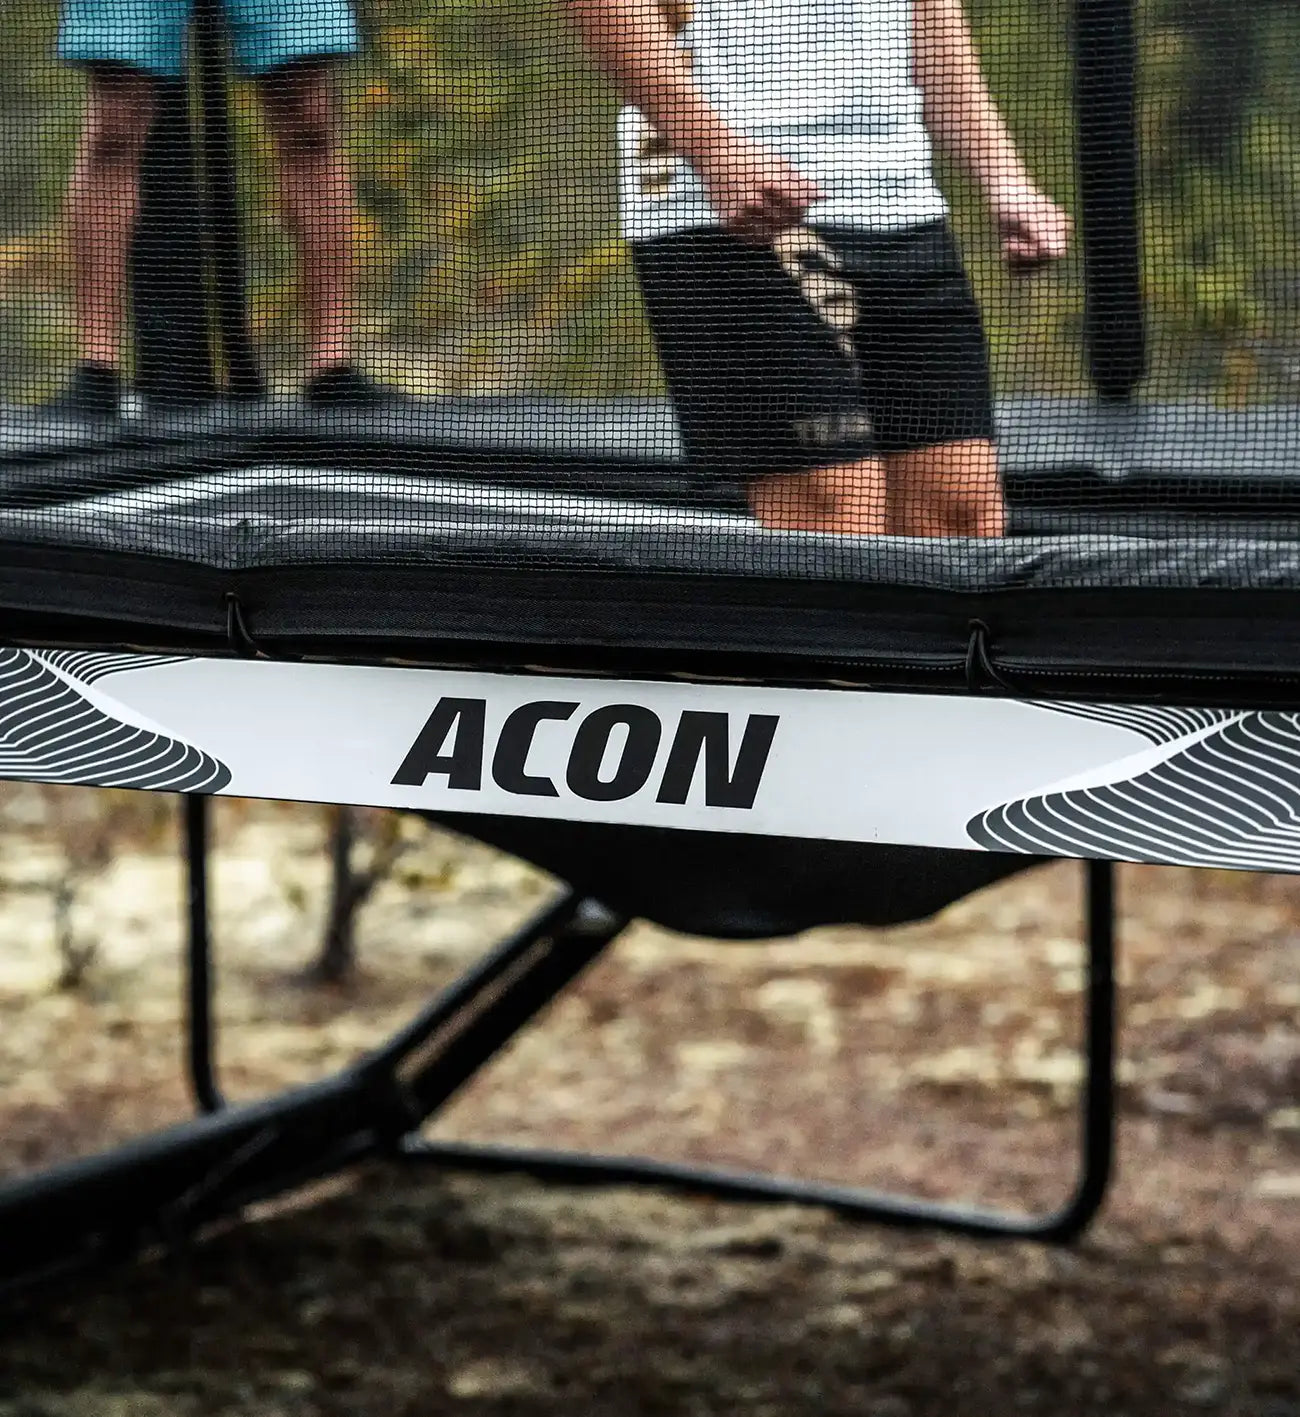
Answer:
[{"xmin": 617, "ymin": 0, "xmax": 948, "ymax": 241}]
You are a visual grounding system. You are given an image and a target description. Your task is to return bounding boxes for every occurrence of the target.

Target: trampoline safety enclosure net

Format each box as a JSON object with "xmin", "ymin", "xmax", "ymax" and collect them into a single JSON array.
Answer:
[
  {"xmin": 7, "ymin": 0, "xmax": 1300, "ymax": 1299},
  {"xmin": 0, "ymin": 1, "xmax": 1296, "ymax": 812}
]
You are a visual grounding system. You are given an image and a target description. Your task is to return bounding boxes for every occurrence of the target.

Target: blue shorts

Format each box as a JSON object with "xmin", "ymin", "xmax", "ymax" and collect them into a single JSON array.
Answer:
[{"xmin": 57, "ymin": 0, "xmax": 359, "ymax": 80}]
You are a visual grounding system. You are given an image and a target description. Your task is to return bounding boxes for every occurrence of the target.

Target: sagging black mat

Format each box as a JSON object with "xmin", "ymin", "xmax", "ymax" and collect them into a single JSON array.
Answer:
[{"xmin": 428, "ymin": 813, "xmax": 1046, "ymax": 938}]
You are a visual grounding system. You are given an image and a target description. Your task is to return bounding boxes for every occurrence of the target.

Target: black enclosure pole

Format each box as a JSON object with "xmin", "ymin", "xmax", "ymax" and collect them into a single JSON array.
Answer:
[
  {"xmin": 1073, "ymin": 0, "xmax": 1146, "ymax": 403},
  {"xmin": 130, "ymin": 80, "xmax": 219, "ymax": 404},
  {"xmin": 183, "ymin": 794, "xmax": 224, "ymax": 1115},
  {"xmin": 192, "ymin": 0, "xmax": 264, "ymax": 398}
]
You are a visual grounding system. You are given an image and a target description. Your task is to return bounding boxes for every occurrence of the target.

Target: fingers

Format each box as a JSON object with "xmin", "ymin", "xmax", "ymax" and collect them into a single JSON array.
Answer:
[
  {"xmin": 727, "ymin": 178, "xmax": 824, "ymax": 243},
  {"xmin": 730, "ymin": 192, "xmax": 803, "ymax": 242},
  {"xmin": 1005, "ymin": 250, "xmax": 1049, "ymax": 276},
  {"xmin": 1033, "ymin": 216, "xmax": 1072, "ymax": 261},
  {"xmin": 1000, "ymin": 205, "xmax": 1072, "ymax": 273},
  {"xmin": 1003, "ymin": 229, "xmax": 1048, "ymax": 269},
  {"xmin": 695, "ymin": 138, "xmax": 824, "ymax": 243}
]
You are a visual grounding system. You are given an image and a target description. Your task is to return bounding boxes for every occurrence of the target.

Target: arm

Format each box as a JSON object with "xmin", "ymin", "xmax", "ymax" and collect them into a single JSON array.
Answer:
[
  {"xmin": 913, "ymin": 0, "xmax": 1070, "ymax": 267},
  {"xmin": 565, "ymin": 0, "xmax": 822, "ymax": 241},
  {"xmin": 565, "ymin": 0, "xmax": 731, "ymax": 160}
]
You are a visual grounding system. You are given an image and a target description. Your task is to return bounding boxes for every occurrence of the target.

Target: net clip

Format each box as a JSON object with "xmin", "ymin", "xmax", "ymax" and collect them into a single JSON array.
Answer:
[
  {"xmin": 224, "ymin": 591, "xmax": 264, "ymax": 660},
  {"xmin": 964, "ymin": 619, "xmax": 1014, "ymax": 695}
]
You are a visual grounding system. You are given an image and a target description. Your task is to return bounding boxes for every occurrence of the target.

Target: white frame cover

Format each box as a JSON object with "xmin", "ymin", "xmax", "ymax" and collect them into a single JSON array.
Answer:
[{"xmin": 2, "ymin": 647, "xmax": 1298, "ymax": 872}]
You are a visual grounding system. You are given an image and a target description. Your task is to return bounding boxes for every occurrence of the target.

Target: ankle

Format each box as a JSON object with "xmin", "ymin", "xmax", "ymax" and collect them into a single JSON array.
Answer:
[
  {"xmin": 306, "ymin": 344, "xmax": 353, "ymax": 378},
  {"xmin": 79, "ymin": 355, "xmax": 122, "ymax": 376}
]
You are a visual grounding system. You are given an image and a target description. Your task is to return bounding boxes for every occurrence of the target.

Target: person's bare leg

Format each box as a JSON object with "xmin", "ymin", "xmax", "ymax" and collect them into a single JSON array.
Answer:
[
  {"xmin": 257, "ymin": 63, "xmax": 357, "ymax": 376},
  {"xmin": 886, "ymin": 438, "xmax": 1006, "ymax": 538},
  {"xmin": 750, "ymin": 456, "xmax": 888, "ymax": 534},
  {"xmin": 65, "ymin": 68, "xmax": 158, "ymax": 369}
]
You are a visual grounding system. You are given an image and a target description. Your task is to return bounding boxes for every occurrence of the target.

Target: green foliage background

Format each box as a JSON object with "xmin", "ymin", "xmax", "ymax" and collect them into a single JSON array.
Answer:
[{"xmin": 0, "ymin": 0, "xmax": 1297, "ymax": 403}]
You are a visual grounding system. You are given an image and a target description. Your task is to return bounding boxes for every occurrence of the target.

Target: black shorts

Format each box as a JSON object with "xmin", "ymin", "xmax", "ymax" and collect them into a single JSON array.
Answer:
[{"xmin": 631, "ymin": 221, "xmax": 996, "ymax": 475}]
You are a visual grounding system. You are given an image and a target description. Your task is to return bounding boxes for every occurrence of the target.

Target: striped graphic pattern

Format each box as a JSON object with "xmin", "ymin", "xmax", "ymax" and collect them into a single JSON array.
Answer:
[
  {"xmin": 35, "ymin": 650, "xmax": 189, "ymax": 684},
  {"xmin": 0, "ymin": 648, "xmax": 229, "ymax": 792},
  {"xmin": 1020, "ymin": 701, "xmax": 1238, "ymax": 745},
  {"xmin": 969, "ymin": 707, "xmax": 1300, "ymax": 871}
]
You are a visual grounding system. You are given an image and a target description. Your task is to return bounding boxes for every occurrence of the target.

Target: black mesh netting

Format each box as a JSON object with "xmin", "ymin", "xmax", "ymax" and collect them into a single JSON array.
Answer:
[{"xmin": 0, "ymin": 0, "xmax": 1298, "ymax": 604}]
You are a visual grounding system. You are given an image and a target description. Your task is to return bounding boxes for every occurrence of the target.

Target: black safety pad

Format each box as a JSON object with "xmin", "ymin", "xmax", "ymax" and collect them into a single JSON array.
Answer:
[
  {"xmin": 2, "ymin": 462, "xmax": 1300, "ymax": 587},
  {"xmin": 1, "ymin": 403, "xmax": 1300, "ymax": 692}
]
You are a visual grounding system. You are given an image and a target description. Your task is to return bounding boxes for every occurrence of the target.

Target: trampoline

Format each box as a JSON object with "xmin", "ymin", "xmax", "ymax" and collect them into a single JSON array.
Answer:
[{"xmin": 0, "ymin": 0, "xmax": 1297, "ymax": 1297}]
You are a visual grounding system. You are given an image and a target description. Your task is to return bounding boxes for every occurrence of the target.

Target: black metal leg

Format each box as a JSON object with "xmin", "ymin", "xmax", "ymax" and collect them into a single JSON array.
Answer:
[
  {"xmin": 386, "ymin": 899, "xmax": 627, "ymax": 1120},
  {"xmin": 1057, "ymin": 855, "xmax": 1117, "ymax": 1240},
  {"xmin": 0, "ymin": 884, "xmax": 626, "ymax": 1297},
  {"xmin": 183, "ymin": 794, "xmax": 224, "ymax": 1115},
  {"xmin": 402, "ymin": 858, "xmax": 1119, "ymax": 1245},
  {"xmin": 0, "ymin": 852, "xmax": 1118, "ymax": 1301}
]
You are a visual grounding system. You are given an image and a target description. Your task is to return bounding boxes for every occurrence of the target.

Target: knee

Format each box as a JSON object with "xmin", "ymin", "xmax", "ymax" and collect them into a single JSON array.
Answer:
[
  {"xmin": 262, "ymin": 74, "xmax": 339, "ymax": 162},
  {"xmin": 750, "ymin": 459, "xmax": 887, "ymax": 535},
  {"xmin": 272, "ymin": 114, "xmax": 336, "ymax": 162},
  {"xmin": 952, "ymin": 495, "xmax": 1006, "ymax": 538},
  {"xmin": 82, "ymin": 81, "xmax": 155, "ymax": 168},
  {"xmin": 889, "ymin": 442, "xmax": 1006, "ymax": 539},
  {"xmin": 894, "ymin": 486, "xmax": 1006, "ymax": 538},
  {"xmin": 806, "ymin": 459, "xmax": 887, "ymax": 534}
]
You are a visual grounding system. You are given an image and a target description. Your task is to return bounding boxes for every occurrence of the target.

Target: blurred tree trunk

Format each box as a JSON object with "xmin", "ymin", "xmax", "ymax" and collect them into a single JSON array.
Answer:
[
  {"xmin": 306, "ymin": 806, "xmax": 409, "ymax": 986},
  {"xmin": 36, "ymin": 786, "xmax": 173, "ymax": 991}
]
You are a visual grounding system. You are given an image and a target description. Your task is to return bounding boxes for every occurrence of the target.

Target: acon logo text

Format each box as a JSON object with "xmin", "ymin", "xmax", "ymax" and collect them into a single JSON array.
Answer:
[{"xmin": 392, "ymin": 698, "xmax": 779, "ymax": 809}]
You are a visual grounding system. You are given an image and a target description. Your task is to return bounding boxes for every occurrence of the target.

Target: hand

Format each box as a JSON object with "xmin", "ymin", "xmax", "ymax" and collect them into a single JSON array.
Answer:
[
  {"xmin": 691, "ymin": 132, "xmax": 824, "ymax": 244},
  {"xmin": 989, "ymin": 181, "xmax": 1072, "ymax": 273}
]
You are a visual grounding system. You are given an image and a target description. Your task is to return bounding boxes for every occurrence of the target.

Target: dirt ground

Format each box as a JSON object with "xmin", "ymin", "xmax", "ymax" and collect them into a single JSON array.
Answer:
[{"xmin": 0, "ymin": 787, "xmax": 1297, "ymax": 1416}]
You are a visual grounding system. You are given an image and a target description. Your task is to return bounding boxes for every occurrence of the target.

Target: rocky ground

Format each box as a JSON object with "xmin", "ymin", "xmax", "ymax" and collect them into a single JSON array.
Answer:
[{"xmin": 0, "ymin": 787, "xmax": 1297, "ymax": 1415}]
